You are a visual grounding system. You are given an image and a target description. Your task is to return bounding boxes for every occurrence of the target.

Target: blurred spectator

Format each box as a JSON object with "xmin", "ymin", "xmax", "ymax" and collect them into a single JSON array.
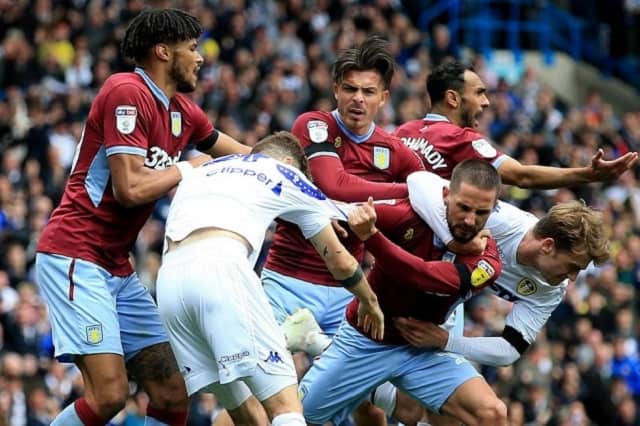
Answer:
[{"xmin": 0, "ymin": 1, "xmax": 636, "ymax": 424}]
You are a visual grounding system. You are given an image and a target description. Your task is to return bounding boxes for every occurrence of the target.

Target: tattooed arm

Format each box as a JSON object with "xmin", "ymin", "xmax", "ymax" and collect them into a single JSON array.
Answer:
[{"xmin": 309, "ymin": 225, "xmax": 384, "ymax": 340}]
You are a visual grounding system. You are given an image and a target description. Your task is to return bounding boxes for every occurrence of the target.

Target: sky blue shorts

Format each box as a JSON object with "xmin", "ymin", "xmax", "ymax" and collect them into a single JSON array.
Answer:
[
  {"xmin": 300, "ymin": 322, "xmax": 480, "ymax": 425},
  {"xmin": 35, "ymin": 253, "xmax": 168, "ymax": 362},
  {"xmin": 262, "ymin": 268, "xmax": 353, "ymax": 336}
]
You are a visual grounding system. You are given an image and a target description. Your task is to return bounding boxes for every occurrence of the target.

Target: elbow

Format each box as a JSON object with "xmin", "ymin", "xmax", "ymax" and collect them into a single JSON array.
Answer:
[
  {"xmin": 112, "ymin": 186, "xmax": 144, "ymax": 208},
  {"xmin": 329, "ymin": 256, "xmax": 359, "ymax": 281}
]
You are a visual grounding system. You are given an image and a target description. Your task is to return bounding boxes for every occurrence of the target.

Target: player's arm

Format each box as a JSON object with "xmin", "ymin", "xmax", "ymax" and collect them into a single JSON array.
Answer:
[
  {"xmin": 195, "ymin": 129, "xmax": 251, "ymax": 157},
  {"xmin": 349, "ymin": 199, "xmax": 502, "ymax": 295},
  {"xmin": 395, "ymin": 294, "xmax": 554, "ymax": 366},
  {"xmin": 498, "ymin": 150, "xmax": 638, "ymax": 189},
  {"xmin": 393, "ymin": 318, "xmax": 521, "ymax": 366},
  {"xmin": 293, "ymin": 115, "xmax": 412, "ymax": 202},
  {"xmin": 308, "ymin": 225, "xmax": 384, "ymax": 340},
  {"xmin": 108, "ymin": 154, "xmax": 198, "ymax": 207}
]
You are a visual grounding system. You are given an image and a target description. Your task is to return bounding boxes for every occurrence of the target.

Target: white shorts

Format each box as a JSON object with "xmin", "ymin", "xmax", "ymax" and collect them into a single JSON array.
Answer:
[{"xmin": 156, "ymin": 238, "xmax": 297, "ymax": 405}]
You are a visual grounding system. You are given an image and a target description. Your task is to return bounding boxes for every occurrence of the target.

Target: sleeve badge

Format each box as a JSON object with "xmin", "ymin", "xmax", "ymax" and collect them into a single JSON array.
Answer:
[
  {"xmin": 471, "ymin": 139, "xmax": 497, "ymax": 158},
  {"xmin": 471, "ymin": 259, "xmax": 495, "ymax": 287},
  {"xmin": 115, "ymin": 105, "xmax": 137, "ymax": 135},
  {"xmin": 307, "ymin": 120, "xmax": 329, "ymax": 143}
]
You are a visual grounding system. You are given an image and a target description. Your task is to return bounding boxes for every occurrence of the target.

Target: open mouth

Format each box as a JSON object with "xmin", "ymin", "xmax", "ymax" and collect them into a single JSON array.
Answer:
[{"xmin": 348, "ymin": 107, "xmax": 365, "ymax": 118}]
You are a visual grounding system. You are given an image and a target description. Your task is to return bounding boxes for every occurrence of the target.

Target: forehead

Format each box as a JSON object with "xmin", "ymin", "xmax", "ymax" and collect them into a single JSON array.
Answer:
[
  {"xmin": 172, "ymin": 38, "xmax": 198, "ymax": 48},
  {"xmin": 462, "ymin": 70, "xmax": 485, "ymax": 92},
  {"xmin": 338, "ymin": 69, "xmax": 384, "ymax": 89},
  {"xmin": 451, "ymin": 181, "xmax": 496, "ymax": 209},
  {"xmin": 555, "ymin": 250, "xmax": 591, "ymax": 269}
]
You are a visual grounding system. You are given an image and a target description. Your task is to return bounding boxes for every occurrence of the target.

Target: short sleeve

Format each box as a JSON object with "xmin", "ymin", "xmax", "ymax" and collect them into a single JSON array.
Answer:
[{"xmin": 103, "ymin": 84, "xmax": 152, "ymax": 157}]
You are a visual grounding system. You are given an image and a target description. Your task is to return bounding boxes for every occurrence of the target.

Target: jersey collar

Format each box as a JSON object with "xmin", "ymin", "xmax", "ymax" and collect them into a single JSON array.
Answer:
[
  {"xmin": 331, "ymin": 110, "xmax": 375, "ymax": 144},
  {"xmin": 135, "ymin": 67, "xmax": 170, "ymax": 110},
  {"xmin": 423, "ymin": 113, "xmax": 450, "ymax": 122}
]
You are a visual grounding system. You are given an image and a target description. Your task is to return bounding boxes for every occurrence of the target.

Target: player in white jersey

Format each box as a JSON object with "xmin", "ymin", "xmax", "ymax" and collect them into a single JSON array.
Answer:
[
  {"xmin": 378, "ymin": 170, "xmax": 609, "ymax": 424},
  {"xmin": 155, "ymin": 132, "xmax": 383, "ymax": 426},
  {"xmin": 404, "ymin": 170, "xmax": 610, "ymax": 359}
]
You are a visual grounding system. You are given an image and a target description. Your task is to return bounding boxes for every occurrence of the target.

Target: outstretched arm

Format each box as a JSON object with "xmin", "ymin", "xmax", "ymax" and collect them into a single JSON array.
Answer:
[{"xmin": 498, "ymin": 150, "xmax": 638, "ymax": 189}]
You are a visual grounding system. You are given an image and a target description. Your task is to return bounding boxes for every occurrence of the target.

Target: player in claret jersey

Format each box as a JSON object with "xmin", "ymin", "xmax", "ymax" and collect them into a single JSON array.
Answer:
[
  {"xmin": 394, "ymin": 60, "xmax": 637, "ymax": 184},
  {"xmin": 300, "ymin": 160, "xmax": 507, "ymax": 426},
  {"xmin": 249, "ymin": 35, "xmax": 423, "ymax": 426},
  {"xmin": 35, "ymin": 9, "xmax": 249, "ymax": 426}
]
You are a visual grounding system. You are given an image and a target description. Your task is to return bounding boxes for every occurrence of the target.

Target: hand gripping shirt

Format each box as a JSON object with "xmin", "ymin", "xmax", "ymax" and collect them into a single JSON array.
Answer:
[{"xmin": 408, "ymin": 171, "xmax": 567, "ymax": 346}]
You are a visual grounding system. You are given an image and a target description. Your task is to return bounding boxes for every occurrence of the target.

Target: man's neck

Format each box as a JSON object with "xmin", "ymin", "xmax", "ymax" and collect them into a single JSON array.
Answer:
[
  {"xmin": 515, "ymin": 229, "xmax": 539, "ymax": 268},
  {"xmin": 138, "ymin": 64, "xmax": 176, "ymax": 99},
  {"xmin": 429, "ymin": 106, "xmax": 460, "ymax": 126}
]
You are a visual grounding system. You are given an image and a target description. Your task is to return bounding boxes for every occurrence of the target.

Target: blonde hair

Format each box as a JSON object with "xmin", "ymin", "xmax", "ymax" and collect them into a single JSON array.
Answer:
[{"xmin": 533, "ymin": 201, "xmax": 609, "ymax": 265}]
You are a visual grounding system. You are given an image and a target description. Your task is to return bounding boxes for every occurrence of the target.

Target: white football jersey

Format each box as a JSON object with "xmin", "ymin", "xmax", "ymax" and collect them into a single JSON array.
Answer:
[
  {"xmin": 165, "ymin": 154, "xmax": 347, "ymax": 267},
  {"xmin": 407, "ymin": 171, "xmax": 567, "ymax": 344}
]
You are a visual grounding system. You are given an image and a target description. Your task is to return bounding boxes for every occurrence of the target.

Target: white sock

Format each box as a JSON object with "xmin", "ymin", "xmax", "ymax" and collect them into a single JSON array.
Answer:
[
  {"xmin": 370, "ymin": 381, "xmax": 397, "ymax": 418},
  {"xmin": 271, "ymin": 412, "xmax": 306, "ymax": 426}
]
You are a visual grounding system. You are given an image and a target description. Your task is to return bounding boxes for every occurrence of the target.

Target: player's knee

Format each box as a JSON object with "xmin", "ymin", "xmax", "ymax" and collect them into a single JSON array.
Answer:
[
  {"xmin": 473, "ymin": 397, "xmax": 507, "ymax": 425},
  {"xmin": 92, "ymin": 379, "xmax": 129, "ymax": 417},
  {"xmin": 353, "ymin": 401, "xmax": 387, "ymax": 426},
  {"xmin": 393, "ymin": 398, "xmax": 425, "ymax": 426},
  {"xmin": 146, "ymin": 372, "xmax": 189, "ymax": 411}
]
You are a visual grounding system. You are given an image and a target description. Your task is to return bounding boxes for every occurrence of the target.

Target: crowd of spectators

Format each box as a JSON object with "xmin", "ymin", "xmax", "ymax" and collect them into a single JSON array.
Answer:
[{"xmin": 1, "ymin": 0, "xmax": 640, "ymax": 425}]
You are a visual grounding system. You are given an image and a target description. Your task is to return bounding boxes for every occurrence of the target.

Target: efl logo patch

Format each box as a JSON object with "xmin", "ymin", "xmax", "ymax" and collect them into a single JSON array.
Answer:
[
  {"xmin": 517, "ymin": 278, "xmax": 537, "ymax": 296},
  {"xmin": 170, "ymin": 111, "xmax": 182, "ymax": 137},
  {"xmin": 115, "ymin": 106, "xmax": 137, "ymax": 135},
  {"xmin": 471, "ymin": 139, "xmax": 497, "ymax": 158},
  {"xmin": 373, "ymin": 146, "xmax": 390, "ymax": 170},
  {"xmin": 471, "ymin": 259, "xmax": 495, "ymax": 287},
  {"xmin": 86, "ymin": 324, "xmax": 103, "ymax": 345},
  {"xmin": 307, "ymin": 120, "xmax": 329, "ymax": 143}
]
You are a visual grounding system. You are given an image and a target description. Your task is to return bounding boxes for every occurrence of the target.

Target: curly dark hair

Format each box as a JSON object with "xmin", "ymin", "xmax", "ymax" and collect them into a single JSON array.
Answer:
[{"xmin": 121, "ymin": 8, "xmax": 202, "ymax": 64}]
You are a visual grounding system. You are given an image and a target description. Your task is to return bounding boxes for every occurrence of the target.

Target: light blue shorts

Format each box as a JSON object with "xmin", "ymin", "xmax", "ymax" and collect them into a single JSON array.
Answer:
[
  {"xmin": 300, "ymin": 322, "xmax": 480, "ymax": 425},
  {"xmin": 35, "ymin": 253, "xmax": 168, "ymax": 362},
  {"xmin": 262, "ymin": 268, "xmax": 353, "ymax": 336}
]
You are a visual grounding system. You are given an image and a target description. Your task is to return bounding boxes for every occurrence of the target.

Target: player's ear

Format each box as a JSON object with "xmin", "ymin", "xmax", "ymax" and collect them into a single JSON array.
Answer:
[
  {"xmin": 442, "ymin": 186, "xmax": 450, "ymax": 202},
  {"xmin": 541, "ymin": 238, "xmax": 555, "ymax": 255},
  {"xmin": 281, "ymin": 155, "xmax": 294, "ymax": 167},
  {"xmin": 445, "ymin": 89, "xmax": 460, "ymax": 109},
  {"xmin": 379, "ymin": 89, "xmax": 389, "ymax": 107},
  {"xmin": 154, "ymin": 43, "xmax": 171, "ymax": 62}
]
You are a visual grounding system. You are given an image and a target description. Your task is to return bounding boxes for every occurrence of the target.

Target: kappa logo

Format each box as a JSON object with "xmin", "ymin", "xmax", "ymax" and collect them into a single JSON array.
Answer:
[
  {"xmin": 334, "ymin": 136, "xmax": 342, "ymax": 148},
  {"xmin": 85, "ymin": 324, "xmax": 103, "ymax": 345},
  {"xmin": 516, "ymin": 278, "xmax": 537, "ymax": 296},
  {"xmin": 263, "ymin": 351, "xmax": 284, "ymax": 364}
]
